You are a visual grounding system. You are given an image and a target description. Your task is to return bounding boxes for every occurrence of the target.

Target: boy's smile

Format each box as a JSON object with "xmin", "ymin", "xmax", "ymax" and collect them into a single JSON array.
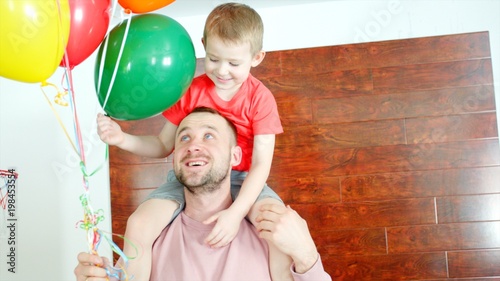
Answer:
[{"xmin": 204, "ymin": 36, "xmax": 264, "ymax": 100}]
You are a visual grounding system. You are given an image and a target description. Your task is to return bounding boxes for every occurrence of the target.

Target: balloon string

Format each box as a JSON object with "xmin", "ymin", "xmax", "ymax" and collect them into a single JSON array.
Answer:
[
  {"xmin": 40, "ymin": 82, "xmax": 79, "ymax": 156},
  {"xmin": 43, "ymin": 73, "xmax": 128, "ymax": 279},
  {"xmin": 62, "ymin": 57, "xmax": 86, "ymax": 165},
  {"xmin": 97, "ymin": 0, "xmax": 120, "ymax": 100},
  {"xmin": 79, "ymin": 145, "xmax": 108, "ymax": 179},
  {"xmin": 100, "ymin": 12, "xmax": 132, "ymax": 111},
  {"xmin": 60, "ymin": 58, "xmax": 131, "ymax": 279},
  {"xmin": 76, "ymin": 193, "xmax": 138, "ymax": 281},
  {"xmin": 55, "ymin": 1, "xmax": 132, "ymax": 278}
]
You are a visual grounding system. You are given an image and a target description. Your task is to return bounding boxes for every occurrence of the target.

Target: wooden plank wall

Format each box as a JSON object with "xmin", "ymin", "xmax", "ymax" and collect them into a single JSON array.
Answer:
[{"xmin": 110, "ymin": 32, "xmax": 500, "ymax": 280}]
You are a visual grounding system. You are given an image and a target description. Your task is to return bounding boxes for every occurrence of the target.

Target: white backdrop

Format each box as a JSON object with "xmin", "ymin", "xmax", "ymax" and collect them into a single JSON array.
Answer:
[{"xmin": 0, "ymin": 1, "xmax": 499, "ymax": 280}]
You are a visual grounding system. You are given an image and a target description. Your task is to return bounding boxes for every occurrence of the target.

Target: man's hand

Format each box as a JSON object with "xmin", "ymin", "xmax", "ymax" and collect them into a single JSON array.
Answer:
[
  {"xmin": 256, "ymin": 204, "xmax": 319, "ymax": 274},
  {"xmin": 96, "ymin": 113, "xmax": 125, "ymax": 146},
  {"xmin": 74, "ymin": 252, "xmax": 110, "ymax": 281},
  {"xmin": 203, "ymin": 209, "xmax": 244, "ymax": 248}
]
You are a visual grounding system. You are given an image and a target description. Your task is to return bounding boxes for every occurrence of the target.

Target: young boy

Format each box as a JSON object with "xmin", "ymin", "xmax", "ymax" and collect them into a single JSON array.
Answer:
[{"xmin": 97, "ymin": 3, "xmax": 291, "ymax": 280}]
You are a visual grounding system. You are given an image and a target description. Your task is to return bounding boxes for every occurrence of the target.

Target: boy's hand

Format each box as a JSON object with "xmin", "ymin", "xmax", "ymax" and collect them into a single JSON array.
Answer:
[
  {"xmin": 96, "ymin": 113, "xmax": 124, "ymax": 146},
  {"xmin": 203, "ymin": 209, "xmax": 244, "ymax": 248}
]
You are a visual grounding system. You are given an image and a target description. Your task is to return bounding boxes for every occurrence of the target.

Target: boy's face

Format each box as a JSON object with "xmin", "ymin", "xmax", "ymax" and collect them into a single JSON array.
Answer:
[{"xmin": 203, "ymin": 36, "xmax": 264, "ymax": 96}]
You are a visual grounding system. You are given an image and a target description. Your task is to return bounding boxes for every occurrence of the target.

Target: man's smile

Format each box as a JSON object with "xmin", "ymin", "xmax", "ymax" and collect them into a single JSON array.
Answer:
[{"xmin": 187, "ymin": 161, "xmax": 207, "ymax": 167}]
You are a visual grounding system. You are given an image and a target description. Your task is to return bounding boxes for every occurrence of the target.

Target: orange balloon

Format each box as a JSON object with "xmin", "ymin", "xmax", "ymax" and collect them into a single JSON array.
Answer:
[{"xmin": 118, "ymin": 0, "xmax": 175, "ymax": 14}]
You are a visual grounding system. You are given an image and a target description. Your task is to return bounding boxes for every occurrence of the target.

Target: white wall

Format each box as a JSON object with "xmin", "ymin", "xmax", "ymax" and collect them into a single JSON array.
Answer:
[{"xmin": 0, "ymin": 0, "xmax": 498, "ymax": 280}]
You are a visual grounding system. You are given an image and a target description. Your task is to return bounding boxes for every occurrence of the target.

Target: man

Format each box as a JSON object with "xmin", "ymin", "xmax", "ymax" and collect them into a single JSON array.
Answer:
[{"xmin": 75, "ymin": 107, "xmax": 331, "ymax": 281}]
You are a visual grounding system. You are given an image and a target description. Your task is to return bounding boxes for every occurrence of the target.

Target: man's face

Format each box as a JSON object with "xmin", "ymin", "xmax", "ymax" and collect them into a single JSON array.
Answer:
[{"xmin": 173, "ymin": 111, "xmax": 239, "ymax": 194}]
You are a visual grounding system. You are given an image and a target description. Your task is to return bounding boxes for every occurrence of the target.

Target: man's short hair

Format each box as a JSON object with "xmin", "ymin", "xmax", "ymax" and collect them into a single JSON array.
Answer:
[{"xmin": 190, "ymin": 107, "xmax": 238, "ymax": 145}]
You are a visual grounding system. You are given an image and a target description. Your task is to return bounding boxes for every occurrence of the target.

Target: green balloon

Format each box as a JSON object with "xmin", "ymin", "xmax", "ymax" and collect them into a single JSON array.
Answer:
[{"xmin": 95, "ymin": 14, "xmax": 196, "ymax": 120}]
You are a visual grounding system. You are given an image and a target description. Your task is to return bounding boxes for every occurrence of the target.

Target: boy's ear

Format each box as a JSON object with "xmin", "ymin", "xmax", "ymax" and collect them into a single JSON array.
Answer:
[
  {"xmin": 201, "ymin": 37, "xmax": 205, "ymax": 48},
  {"xmin": 251, "ymin": 50, "xmax": 266, "ymax": 67}
]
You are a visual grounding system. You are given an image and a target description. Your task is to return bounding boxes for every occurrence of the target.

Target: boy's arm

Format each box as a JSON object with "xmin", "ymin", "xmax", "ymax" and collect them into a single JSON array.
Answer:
[
  {"xmin": 97, "ymin": 113, "xmax": 177, "ymax": 158},
  {"xmin": 204, "ymin": 134, "xmax": 275, "ymax": 247},
  {"xmin": 231, "ymin": 133, "xmax": 275, "ymax": 217}
]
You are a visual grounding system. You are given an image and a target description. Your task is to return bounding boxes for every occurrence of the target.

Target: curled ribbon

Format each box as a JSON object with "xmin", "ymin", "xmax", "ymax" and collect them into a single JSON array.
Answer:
[{"xmin": 43, "ymin": 0, "xmax": 136, "ymax": 279}]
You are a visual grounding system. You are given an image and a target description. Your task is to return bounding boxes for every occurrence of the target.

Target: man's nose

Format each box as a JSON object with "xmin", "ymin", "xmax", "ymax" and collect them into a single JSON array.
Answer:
[{"xmin": 187, "ymin": 140, "xmax": 202, "ymax": 152}]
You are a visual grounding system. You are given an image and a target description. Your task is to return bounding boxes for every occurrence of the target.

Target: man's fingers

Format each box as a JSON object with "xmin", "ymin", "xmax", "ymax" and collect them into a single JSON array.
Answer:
[
  {"xmin": 259, "ymin": 203, "xmax": 289, "ymax": 216},
  {"xmin": 75, "ymin": 252, "xmax": 108, "ymax": 281},
  {"xmin": 256, "ymin": 207, "xmax": 281, "ymax": 223},
  {"xmin": 258, "ymin": 229, "xmax": 273, "ymax": 242},
  {"xmin": 256, "ymin": 220, "xmax": 274, "ymax": 232},
  {"xmin": 77, "ymin": 252, "xmax": 103, "ymax": 265}
]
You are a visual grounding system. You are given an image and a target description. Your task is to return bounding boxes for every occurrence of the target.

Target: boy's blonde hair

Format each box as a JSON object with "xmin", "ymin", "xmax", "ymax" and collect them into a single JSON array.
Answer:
[{"xmin": 203, "ymin": 2, "xmax": 264, "ymax": 55}]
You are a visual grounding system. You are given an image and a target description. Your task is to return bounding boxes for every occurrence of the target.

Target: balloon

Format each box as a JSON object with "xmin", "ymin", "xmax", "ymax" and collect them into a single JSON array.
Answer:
[
  {"xmin": 95, "ymin": 14, "xmax": 196, "ymax": 120},
  {"xmin": 0, "ymin": 0, "xmax": 71, "ymax": 83},
  {"xmin": 118, "ymin": 0, "xmax": 175, "ymax": 14},
  {"xmin": 60, "ymin": 0, "xmax": 111, "ymax": 68}
]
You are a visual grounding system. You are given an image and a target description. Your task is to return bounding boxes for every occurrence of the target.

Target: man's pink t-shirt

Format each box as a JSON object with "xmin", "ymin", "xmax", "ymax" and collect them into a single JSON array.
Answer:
[
  {"xmin": 150, "ymin": 212, "xmax": 332, "ymax": 281},
  {"xmin": 163, "ymin": 74, "xmax": 283, "ymax": 172}
]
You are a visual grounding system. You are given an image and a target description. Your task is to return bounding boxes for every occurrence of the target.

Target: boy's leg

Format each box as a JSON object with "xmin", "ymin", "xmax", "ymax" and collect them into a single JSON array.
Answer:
[
  {"xmin": 117, "ymin": 170, "xmax": 185, "ymax": 281},
  {"xmin": 249, "ymin": 197, "xmax": 293, "ymax": 281}
]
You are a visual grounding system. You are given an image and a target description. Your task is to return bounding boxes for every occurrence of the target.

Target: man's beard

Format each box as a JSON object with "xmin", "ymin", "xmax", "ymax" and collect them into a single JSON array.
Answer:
[{"xmin": 175, "ymin": 155, "xmax": 230, "ymax": 195}]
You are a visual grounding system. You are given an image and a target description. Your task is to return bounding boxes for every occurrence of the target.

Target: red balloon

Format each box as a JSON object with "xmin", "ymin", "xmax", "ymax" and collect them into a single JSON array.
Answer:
[
  {"xmin": 61, "ymin": 0, "xmax": 111, "ymax": 68},
  {"xmin": 118, "ymin": 0, "xmax": 175, "ymax": 14}
]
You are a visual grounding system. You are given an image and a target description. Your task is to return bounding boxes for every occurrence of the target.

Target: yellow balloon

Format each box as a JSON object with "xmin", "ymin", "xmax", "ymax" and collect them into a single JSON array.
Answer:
[{"xmin": 0, "ymin": 0, "xmax": 70, "ymax": 83}]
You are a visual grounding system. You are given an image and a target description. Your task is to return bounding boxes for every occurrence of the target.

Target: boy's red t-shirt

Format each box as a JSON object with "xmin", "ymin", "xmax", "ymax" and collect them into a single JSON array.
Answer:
[{"xmin": 163, "ymin": 74, "xmax": 283, "ymax": 172}]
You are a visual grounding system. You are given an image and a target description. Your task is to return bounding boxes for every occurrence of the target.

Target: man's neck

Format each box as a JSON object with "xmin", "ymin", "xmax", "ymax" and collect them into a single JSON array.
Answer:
[{"xmin": 183, "ymin": 186, "xmax": 233, "ymax": 222}]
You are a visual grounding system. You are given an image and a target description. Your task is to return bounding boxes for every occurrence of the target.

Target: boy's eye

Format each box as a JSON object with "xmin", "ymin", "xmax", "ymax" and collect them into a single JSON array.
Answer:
[
  {"xmin": 229, "ymin": 62, "xmax": 239, "ymax": 67},
  {"xmin": 209, "ymin": 58, "xmax": 218, "ymax": 62}
]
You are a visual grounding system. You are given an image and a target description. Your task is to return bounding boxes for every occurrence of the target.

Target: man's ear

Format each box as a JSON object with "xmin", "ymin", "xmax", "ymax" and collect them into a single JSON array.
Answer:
[
  {"xmin": 231, "ymin": 145, "xmax": 243, "ymax": 167},
  {"xmin": 251, "ymin": 50, "xmax": 266, "ymax": 67}
]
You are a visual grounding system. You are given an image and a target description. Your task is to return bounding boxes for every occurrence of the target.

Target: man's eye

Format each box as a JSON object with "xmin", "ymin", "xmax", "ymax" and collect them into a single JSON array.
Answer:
[
  {"xmin": 180, "ymin": 135, "xmax": 190, "ymax": 142},
  {"xmin": 205, "ymin": 133, "xmax": 214, "ymax": 140}
]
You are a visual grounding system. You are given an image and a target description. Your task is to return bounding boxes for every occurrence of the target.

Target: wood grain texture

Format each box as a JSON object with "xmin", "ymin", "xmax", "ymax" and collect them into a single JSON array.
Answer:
[
  {"xmin": 448, "ymin": 250, "xmax": 500, "ymax": 278},
  {"xmin": 110, "ymin": 32, "xmax": 500, "ymax": 280},
  {"xmin": 406, "ymin": 112, "xmax": 498, "ymax": 143},
  {"xmin": 271, "ymin": 140, "xmax": 500, "ymax": 177},
  {"xmin": 324, "ymin": 252, "xmax": 448, "ymax": 280},
  {"xmin": 437, "ymin": 194, "xmax": 500, "ymax": 223},
  {"xmin": 278, "ymin": 32, "xmax": 491, "ymax": 74},
  {"xmin": 341, "ymin": 166, "xmax": 500, "ymax": 201},
  {"xmin": 387, "ymin": 221, "xmax": 500, "ymax": 253},
  {"xmin": 291, "ymin": 198, "xmax": 436, "ymax": 230},
  {"xmin": 313, "ymin": 228, "xmax": 387, "ymax": 256}
]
